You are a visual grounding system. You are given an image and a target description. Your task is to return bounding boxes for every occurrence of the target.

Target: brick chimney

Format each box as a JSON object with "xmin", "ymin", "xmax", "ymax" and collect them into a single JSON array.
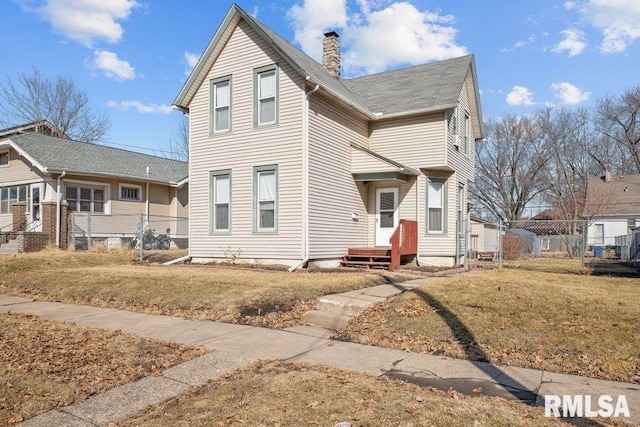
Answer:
[{"xmin": 323, "ymin": 31, "xmax": 340, "ymax": 79}]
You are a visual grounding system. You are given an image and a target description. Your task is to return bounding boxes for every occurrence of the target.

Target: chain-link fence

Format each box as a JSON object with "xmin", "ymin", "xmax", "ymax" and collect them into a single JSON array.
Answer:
[
  {"xmin": 70, "ymin": 213, "xmax": 188, "ymax": 260},
  {"xmin": 469, "ymin": 218, "xmax": 640, "ymax": 270}
]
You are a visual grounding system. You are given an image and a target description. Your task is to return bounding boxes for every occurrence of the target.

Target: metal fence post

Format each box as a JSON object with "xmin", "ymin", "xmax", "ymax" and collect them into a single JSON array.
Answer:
[
  {"xmin": 86, "ymin": 213, "xmax": 92, "ymax": 250},
  {"xmin": 71, "ymin": 213, "xmax": 76, "ymax": 251},
  {"xmin": 498, "ymin": 219, "xmax": 503, "ymax": 268},
  {"xmin": 582, "ymin": 220, "xmax": 587, "ymax": 270},
  {"xmin": 139, "ymin": 214, "xmax": 144, "ymax": 262}
]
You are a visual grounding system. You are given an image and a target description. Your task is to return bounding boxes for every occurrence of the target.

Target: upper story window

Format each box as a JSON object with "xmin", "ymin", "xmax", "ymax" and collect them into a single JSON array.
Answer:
[
  {"xmin": 0, "ymin": 151, "xmax": 9, "ymax": 166},
  {"xmin": 451, "ymin": 107, "xmax": 458, "ymax": 136},
  {"xmin": 66, "ymin": 185, "xmax": 106, "ymax": 213},
  {"xmin": 119, "ymin": 184, "xmax": 141, "ymax": 201},
  {"xmin": 254, "ymin": 64, "xmax": 279, "ymax": 126},
  {"xmin": 463, "ymin": 112, "xmax": 470, "ymax": 155},
  {"xmin": 210, "ymin": 76, "xmax": 231, "ymax": 133}
]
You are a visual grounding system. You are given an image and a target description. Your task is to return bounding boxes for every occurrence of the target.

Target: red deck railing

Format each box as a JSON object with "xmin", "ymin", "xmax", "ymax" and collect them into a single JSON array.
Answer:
[{"xmin": 390, "ymin": 219, "xmax": 418, "ymax": 271}]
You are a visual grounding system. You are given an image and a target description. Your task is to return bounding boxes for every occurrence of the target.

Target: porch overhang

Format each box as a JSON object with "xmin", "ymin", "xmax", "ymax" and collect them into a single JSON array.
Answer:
[
  {"xmin": 351, "ymin": 144, "xmax": 419, "ymax": 183},
  {"xmin": 353, "ymin": 171, "xmax": 413, "ymax": 182}
]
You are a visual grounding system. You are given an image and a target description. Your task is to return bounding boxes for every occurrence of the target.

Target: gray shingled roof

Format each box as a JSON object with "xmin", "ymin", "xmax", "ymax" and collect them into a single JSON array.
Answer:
[
  {"xmin": 343, "ymin": 56, "xmax": 473, "ymax": 116},
  {"xmin": 175, "ymin": 4, "xmax": 477, "ymax": 121},
  {"xmin": 6, "ymin": 133, "xmax": 188, "ymax": 185}
]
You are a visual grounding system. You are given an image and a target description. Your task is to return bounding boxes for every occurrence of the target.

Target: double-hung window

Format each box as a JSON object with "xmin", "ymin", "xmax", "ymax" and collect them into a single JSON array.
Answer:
[
  {"xmin": 254, "ymin": 165, "xmax": 277, "ymax": 232},
  {"xmin": 66, "ymin": 185, "xmax": 105, "ymax": 213},
  {"xmin": 463, "ymin": 112, "xmax": 470, "ymax": 155},
  {"xmin": 0, "ymin": 185, "xmax": 27, "ymax": 214},
  {"xmin": 427, "ymin": 178, "xmax": 446, "ymax": 233},
  {"xmin": 210, "ymin": 170, "xmax": 231, "ymax": 232},
  {"xmin": 594, "ymin": 224, "xmax": 604, "ymax": 245},
  {"xmin": 254, "ymin": 65, "xmax": 278, "ymax": 126},
  {"xmin": 211, "ymin": 77, "xmax": 231, "ymax": 133}
]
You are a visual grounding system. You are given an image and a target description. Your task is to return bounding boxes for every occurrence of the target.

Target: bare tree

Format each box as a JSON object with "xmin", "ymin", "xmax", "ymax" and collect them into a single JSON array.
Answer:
[
  {"xmin": 594, "ymin": 85, "xmax": 640, "ymax": 174},
  {"xmin": 0, "ymin": 68, "xmax": 110, "ymax": 143},
  {"xmin": 471, "ymin": 114, "xmax": 549, "ymax": 221},
  {"xmin": 537, "ymin": 107, "xmax": 593, "ymax": 222},
  {"xmin": 165, "ymin": 116, "xmax": 189, "ymax": 161}
]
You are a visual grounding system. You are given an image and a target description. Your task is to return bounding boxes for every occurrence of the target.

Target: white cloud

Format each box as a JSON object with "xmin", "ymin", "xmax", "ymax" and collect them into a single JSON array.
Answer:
[
  {"xmin": 506, "ymin": 86, "xmax": 535, "ymax": 106},
  {"xmin": 551, "ymin": 82, "xmax": 591, "ymax": 104},
  {"xmin": 581, "ymin": 0, "xmax": 640, "ymax": 53},
  {"xmin": 90, "ymin": 50, "xmax": 136, "ymax": 81},
  {"xmin": 287, "ymin": 0, "xmax": 467, "ymax": 75},
  {"xmin": 288, "ymin": 0, "xmax": 348, "ymax": 61},
  {"xmin": 183, "ymin": 52, "xmax": 199, "ymax": 76},
  {"xmin": 564, "ymin": 1, "xmax": 576, "ymax": 10},
  {"xmin": 22, "ymin": 0, "xmax": 138, "ymax": 47},
  {"xmin": 107, "ymin": 100, "xmax": 172, "ymax": 114},
  {"xmin": 553, "ymin": 28, "xmax": 586, "ymax": 56}
]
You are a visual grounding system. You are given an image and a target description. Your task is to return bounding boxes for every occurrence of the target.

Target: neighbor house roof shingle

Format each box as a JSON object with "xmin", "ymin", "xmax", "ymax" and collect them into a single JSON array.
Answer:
[
  {"xmin": 3, "ymin": 133, "xmax": 188, "ymax": 185},
  {"xmin": 583, "ymin": 174, "xmax": 640, "ymax": 217}
]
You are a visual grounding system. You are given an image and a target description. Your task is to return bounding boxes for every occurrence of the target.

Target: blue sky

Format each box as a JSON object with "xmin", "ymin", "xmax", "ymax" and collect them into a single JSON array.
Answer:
[{"xmin": 1, "ymin": 0, "xmax": 639, "ymax": 157}]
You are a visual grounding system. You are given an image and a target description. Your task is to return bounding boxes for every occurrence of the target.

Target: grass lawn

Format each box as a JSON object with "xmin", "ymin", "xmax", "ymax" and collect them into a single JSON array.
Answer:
[
  {"xmin": 0, "ymin": 313, "xmax": 204, "ymax": 426},
  {"xmin": 121, "ymin": 360, "xmax": 612, "ymax": 427},
  {"xmin": 0, "ymin": 249, "xmax": 388, "ymax": 328},
  {"xmin": 336, "ymin": 265, "xmax": 640, "ymax": 384}
]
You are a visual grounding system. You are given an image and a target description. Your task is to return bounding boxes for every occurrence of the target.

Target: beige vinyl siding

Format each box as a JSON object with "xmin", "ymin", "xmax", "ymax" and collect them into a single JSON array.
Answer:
[
  {"xmin": 446, "ymin": 73, "xmax": 475, "ymax": 184},
  {"xmin": 351, "ymin": 147, "xmax": 401, "ymax": 173},
  {"xmin": 188, "ymin": 19, "xmax": 305, "ymax": 260},
  {"xmin": 308, "ymin": 92, "xmax": 369, "ymax": 258},
  {"xmin": 420, "ymin": 172, "xmax": 457, "ymax": 257},
  {"xmin": 369, "ymin": 113, "xmax": 445, "ymax": 170},
  {"xmin": 365, "ymin": 178, "xmax": 417, "ymax": 247},
  {"xmin": 0, "ymin": 147, "xmax": 46, "ymax": 184}
]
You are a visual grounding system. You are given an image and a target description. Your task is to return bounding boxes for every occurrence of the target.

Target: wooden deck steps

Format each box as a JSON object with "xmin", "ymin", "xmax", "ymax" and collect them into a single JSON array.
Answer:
[{"xmin": 340, "ymin": 248, "xmax": 392, "ymax": 270}]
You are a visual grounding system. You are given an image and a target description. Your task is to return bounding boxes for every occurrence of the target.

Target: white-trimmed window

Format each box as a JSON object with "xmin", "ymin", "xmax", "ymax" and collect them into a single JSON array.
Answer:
[
  {"xmin": 0, "ymin": 151, "xmax": 8, "ymax": 167},
  {"xmin": 119, "ymin": 184, "xmax": 141, "ymax": 201},
  {"xmin": 211, "ymin": 76, "xmax": 231, "ymax": 133},
  {"xmin": 427, "ymin": 178, "xmax": 446, "ymax": 233},
  {"xmin": 210, "ymin": 170, "xmax": 231, "ymax": 232},
  {"xmin": 451, "ymin": 107, "xmax": 458, "ymax": 136},
  {"xmin": 0, "ymin": 185, "xmax": 27, "ymax": 214},
  {"xmin": 254, "ymin": 65, "xmax": 278, "ymax": 126},
  {"xmin": 594, "ymin": 223, "xmax": 604, "ymax": 244},
  {"xmin": 65, "ymin": 185, "xmax": 106, "ymax": 213},
  {"xmin": 463, "ymin": 112, "xmax": 470, "ymax": 155},
  {"xmin": 254, "ymin": 165, "xmax": 278, "ymax": 231}
]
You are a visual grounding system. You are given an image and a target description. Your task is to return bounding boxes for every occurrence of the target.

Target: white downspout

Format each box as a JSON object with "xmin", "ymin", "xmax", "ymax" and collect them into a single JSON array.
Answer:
[
  {"xmin": 415, "ymin": 174, "xmax": 420, "ymax": 266},
  {"xmin": 56, "ymin": 171, "xmax": 66, "ymax": 247},
  {"xmin": 289, "ymin": 82, "xmax": 320, "ymax": 272}
]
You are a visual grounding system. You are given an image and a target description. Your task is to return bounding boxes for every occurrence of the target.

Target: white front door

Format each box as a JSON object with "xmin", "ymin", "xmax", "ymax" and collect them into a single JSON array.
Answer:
[{"xmin": 375, "ymin": 187, "xmax": 399, "ymax": 247}]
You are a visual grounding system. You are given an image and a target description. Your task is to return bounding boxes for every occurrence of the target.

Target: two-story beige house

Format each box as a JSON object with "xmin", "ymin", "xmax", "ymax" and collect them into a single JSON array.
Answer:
[{"xmin": 173, "ymin": 3, "xmax": 484, "ymax": 269}]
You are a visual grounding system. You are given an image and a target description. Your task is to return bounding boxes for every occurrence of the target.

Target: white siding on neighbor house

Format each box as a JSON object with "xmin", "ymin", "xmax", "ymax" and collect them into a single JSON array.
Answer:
[
  {"xmin": 308, "ymin": 92, "xmax": 369, "ymax": 258},
  {"xmin": 365, "ymin": 178, "xmax": 417, "ymax": 247},
  {"xmin": 368, "ymin": 113, "xmax": 445, "ymax": 170},
  {"xmin": 188, "ymin": 19, "xmax": 305, "ymax": 260},
  {"xmin": 587, "ymin": 219, "xmax": 632, "ymax": 247}
]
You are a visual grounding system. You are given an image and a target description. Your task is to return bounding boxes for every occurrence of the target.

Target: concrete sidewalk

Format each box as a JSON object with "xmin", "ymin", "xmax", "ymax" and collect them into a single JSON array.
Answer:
[{"xmin": 1, "ymin": 293, "xmax": 639, "ymax": 426}]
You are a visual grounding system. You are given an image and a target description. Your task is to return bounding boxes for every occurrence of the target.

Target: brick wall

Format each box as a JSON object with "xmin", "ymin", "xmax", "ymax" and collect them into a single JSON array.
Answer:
[
  {"xmin": 17, "ymin": 232, "xmax": 50, "ymax": 252},
  {"xmin": 12, "ymin": 202, "xmax": 27, "ymax": 232}
]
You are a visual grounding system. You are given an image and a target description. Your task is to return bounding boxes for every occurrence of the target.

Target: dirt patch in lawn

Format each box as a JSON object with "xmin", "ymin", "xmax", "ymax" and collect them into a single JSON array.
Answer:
[
  {"xmin": 121, "ymin": 360, "xmax": 614, "ymax": 426},
  {"xmin": 0, "ymin": 313, "xmax": 205, "ymax": 426},
  {"xmin": 336, "ymin": 268, "xmax": 640, "ymax": 384}
]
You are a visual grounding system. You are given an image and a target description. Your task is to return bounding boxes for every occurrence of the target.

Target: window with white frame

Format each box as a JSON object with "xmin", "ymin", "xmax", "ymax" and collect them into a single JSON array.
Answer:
[
  {"xmin": 0, "ymin": 185, "xmax": 27, "ymax": 214},
  {"xmin": 211, "ymin": 77, "xmax": 231, "ymax": 133},
  {"xmin": 427, "ymin": 178, "xmax": 446, "ymax": 233},
  {"xmin": 451, "ymin": 107, "xmax": 458, "ymax": 137},
  {"xmin": 0, "ymin": 151, "xmax": 8, "ymax": 166},
  {"xmin": 254, "ymin": 65, "xmax": 278, "ymax": 126},
  {"xmin": 65, "ymin": 185, "xmax": 106, "ymax": 213},
  {"xmin": 594, "ymin": 223, "xmax": 604, "ymax": 244},
  {"xmin": 254, "ymin": 165, "xmax": 277, "ymax": 231},
  {"xmin": 210, "ymin": 170, "xmax": 231, "ymax": 232},
  {"xmin": 119, "ymin": 184, "xmax": 141, "ymax": 201},
  {"xmin": 463, "ymin": 112, "xmax": 470, "ymax": 155}
]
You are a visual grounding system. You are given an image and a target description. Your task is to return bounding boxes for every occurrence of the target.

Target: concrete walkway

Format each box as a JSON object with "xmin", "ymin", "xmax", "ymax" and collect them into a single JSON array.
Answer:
[{"xmin": 1, "ymin": 291, "xmax": 639, "ymax": 426}]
